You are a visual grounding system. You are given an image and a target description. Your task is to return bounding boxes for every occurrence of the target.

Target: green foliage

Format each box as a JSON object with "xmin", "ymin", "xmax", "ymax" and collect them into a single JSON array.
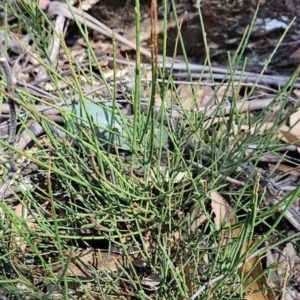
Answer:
[{"xmin": 0, "ymin": 1, "xmax": 299, "ymax": 299}]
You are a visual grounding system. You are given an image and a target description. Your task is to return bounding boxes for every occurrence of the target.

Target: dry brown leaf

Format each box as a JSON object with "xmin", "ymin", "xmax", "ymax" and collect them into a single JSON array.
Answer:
[
  {"xmin": 278, "ymin": 124, "xmax": 300, "ymax": 147},
  {"xmin": 154, "ymin": 89, "xmax": 173, "ymax": 107},
  {"xmin": 289, "ymin": 109, "xmax": 300, "ymax": 135},
  {"xmin": 190, "ymin": 204, "xmax": 207, "ymax": 233},
  {"xmin": 177, "ymin": 84, "xmax": 215, "ymax": 109},
  {"xmin": 184, "ymin": 249, "xmax": 192, "ymax": 293},
  {"xmin": 290, "ymin": 109, "xmax": 300, "ymax": 126},
  {"xmin": 210, "ymin": 191, "xmax": 232, "ymax": 230},
  {"xmin": 210, "ymin": 191, "xmax": 239, "ymax": 247},
  {"xmin": 268, "ymin": 163, "xmax": 300, "ymax": 176},
  {"xmin": 215, "ymin": 85, "xmax": 240, "ymax": 103},
  {"xmin": 214, "ymin": 117, "xmax": 231, "ymax": 140},
  {"xmin": 209, "ymin": 191, "xmax": 276, "ymax": 300},
  {"xmin": 239, "ymin": 242, "xmax": 276, "ymax": 300},
  {"xmin": 228, "ymin": 121, "xmax": 300, "ymax": 147}
]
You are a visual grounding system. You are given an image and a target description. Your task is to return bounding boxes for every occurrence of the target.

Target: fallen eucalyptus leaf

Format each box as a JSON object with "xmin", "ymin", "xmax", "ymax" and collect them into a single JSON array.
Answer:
[{"xmin": 65, "ymin": 98, "xmax": 168, "ymax": 150}]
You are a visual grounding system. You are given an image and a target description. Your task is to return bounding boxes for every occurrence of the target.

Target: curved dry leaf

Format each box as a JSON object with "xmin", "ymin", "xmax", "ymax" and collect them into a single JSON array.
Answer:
[
  {"xmin": 240, "ymin": 245, "xmax": 277, "ymax": 300},
  {"xmin": 210, "ymin": 191, "xmax": 232, "ymax": 230},
  {"xmin": 289, "ymin": 109, "xmax": 300, "ymax": 136},
  {"xmin": 190, "ymin": 203, "xmax": 207, "ymax": 233},
  {"xmin": 290, "ymin": 109, "xmax": 300, "ymax": 126},
  {"xmin": 215, "ymin": 85, "xmax": 241, "ymax": 103},
  {"xmin": 268, "ymin": 163, "xmax": 300, "ymax": 176},
  {"xmin": 155, "ymin": 89, "xmax": 173, "ymax": 107},
  {"xmin": 177, "ymin": 84, "xmax": 215, "ymax": 109},
  {"xmin": 278, "ymin": 124, "xmax": 300, "ymax": 147},
  {"xmin": 183, "ymin": 249, "xmax": 192, "ymax": 293},
  {"xmin": 209, "ymin": 191, "xmax": 276, "ymax": 300}
]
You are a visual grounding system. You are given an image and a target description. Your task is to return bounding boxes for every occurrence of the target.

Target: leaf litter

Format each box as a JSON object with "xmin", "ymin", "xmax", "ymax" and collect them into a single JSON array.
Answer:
[{"xmin": 0, "ymin": 1, "xmax": 300, "ymax": 299}]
